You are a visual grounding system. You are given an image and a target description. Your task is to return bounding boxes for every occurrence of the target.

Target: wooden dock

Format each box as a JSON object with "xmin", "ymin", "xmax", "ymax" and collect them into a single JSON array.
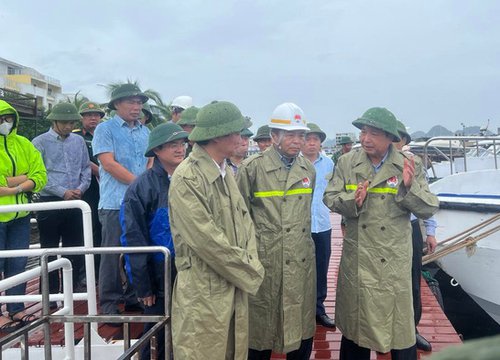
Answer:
[
  {"xmin": 2, "ymin": 214, "xmax": 462, "ymax": 359},
  {"xmin": 272, "ymin": 214, "xmax": 462, "ymax": 359}
]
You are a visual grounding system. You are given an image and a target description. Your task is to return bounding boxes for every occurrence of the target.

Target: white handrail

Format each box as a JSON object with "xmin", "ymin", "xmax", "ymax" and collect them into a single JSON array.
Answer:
[
  {"xmin": 0, "ymin": 257, "xmax": 75, "ymax": 359},
  {"xmin": 0, "ymin": 200, "xmax": 97, "ymax": 317}
]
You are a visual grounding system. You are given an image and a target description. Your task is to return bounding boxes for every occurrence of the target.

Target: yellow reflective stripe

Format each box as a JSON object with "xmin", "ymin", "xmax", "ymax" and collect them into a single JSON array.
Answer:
[
  {"xmin": 345, "ymin": 184, "xmax": 397, "ymax": 194},
  {"xmin": 368, "ymin": 187, "xmax": 397, "ymax": 194},
  {"xmin": 254, "ymin": 191, "xmax": 285, "ymax": 198},
  {"xmin": 253, "ymin": 188, "xmax": 313, "ymax": 198},
  {"xmin": 285, "ymin": 188, "xmax": 312, "ymax": 195}
]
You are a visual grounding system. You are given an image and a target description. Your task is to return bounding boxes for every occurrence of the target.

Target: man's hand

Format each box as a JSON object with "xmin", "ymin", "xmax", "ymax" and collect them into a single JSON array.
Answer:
[
  {"xmin": 63, "ymin": 190, "xmax": 81, "ymax": 200},
  {"xmin": 139, "ymin": 295, "xmax": 156, "ymax": 307},
  {"xmin": 426, "ymin": 235, "xmax": 437, "ymax": 254},
  {"xmin": 355, "ymin": 180, "xmax": 369, "ymax": 208},
  {"xmin": 403, "ymin": 156, "xmax": 415, "ymax": 188}
]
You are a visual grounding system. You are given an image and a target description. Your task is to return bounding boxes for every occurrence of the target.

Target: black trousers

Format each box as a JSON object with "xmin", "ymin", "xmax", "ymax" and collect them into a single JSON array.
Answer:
[
  {"xmin": 141, "ymin": 297, "xmax": 165, "ymax": 360},
  {"xmin": 411, "ymin": 219, "xmax": 424, "ymax": 326},
  {"xmin": 37, "ymin": 200, "xmax": 84, "ymax": 294},
  {"xmin": 339, "ymin": 336, "xmax": 417, "ymax": 360},
  {"xmin": 248, "ymin": 337, "xmax": 313, "ymax": 360},
  {"xmin": 312, "ymin": 229, "xmax": 332, "ymax": 316}
]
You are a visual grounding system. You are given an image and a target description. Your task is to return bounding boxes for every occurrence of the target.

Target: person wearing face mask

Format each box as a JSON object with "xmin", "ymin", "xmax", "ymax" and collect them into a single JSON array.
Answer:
[
  {"xmin": 237, "ymin": 103, "xmax": 316, "ymax": 360},
  {"xmin": 32, "ymin": 102, "xmax": 91, "ymax": 298},
  {"xmin": 0, "ymin": 100, "xmax": 47, "ymax": 333}
]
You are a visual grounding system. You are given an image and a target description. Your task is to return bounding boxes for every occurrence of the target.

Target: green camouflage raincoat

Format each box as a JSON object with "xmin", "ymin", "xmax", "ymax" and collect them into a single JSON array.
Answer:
[
  {"xmin": 168, "ymin": 144, "xmax": 264, "ymax": 360},
  {"xmin": 323, "ymin": 146, "xmax": 439, "ymax": 352},
  {"xmin": 237, "ymin": 146, "xmax": 316, "ymax": 353}
]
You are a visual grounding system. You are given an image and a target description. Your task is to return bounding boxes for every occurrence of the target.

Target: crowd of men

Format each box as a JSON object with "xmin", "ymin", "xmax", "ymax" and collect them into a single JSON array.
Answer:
[{"xmin": 0, "ymin": 83, "xmax": 441, "ymax": 359}]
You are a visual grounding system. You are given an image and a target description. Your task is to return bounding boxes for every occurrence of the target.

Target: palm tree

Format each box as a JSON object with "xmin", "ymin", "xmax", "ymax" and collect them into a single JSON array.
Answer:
[{"xmin": 64, "ymin": 90, "xmax": 89, "ymax": 110}]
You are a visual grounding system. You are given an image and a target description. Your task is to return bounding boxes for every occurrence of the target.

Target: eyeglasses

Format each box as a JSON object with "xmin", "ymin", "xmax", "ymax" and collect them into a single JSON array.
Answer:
[{"xmin": 0, "ymin": 114, "xmax": 15, "ymax": 123}]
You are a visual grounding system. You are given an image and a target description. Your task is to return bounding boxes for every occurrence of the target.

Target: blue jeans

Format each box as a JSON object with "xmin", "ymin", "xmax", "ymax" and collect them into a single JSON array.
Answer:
[
  {"xmin": 0, "ymin": 216, "xmax": 30, "ymax": 314},
  {"xmin": 312, "ymin": 229, "xmax": 332, "ymax": 316}
]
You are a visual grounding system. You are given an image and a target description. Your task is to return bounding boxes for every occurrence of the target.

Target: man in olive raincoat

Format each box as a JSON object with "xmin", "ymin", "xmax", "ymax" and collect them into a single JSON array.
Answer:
[
  {"xmin": 237, "ymin": 102, "xmax": 316, "ymax": 359},
  {"xmin": 323, "ymin": 107, "xmax": 439, "ymax": 360},
  {"xmin": 168, "ymin": 101, "xmax": 264, "ymax": 360}
]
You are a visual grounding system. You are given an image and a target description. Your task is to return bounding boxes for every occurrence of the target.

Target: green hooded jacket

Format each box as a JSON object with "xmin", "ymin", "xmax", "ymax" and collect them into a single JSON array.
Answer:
[
  {"xmin": 168, "ymin": 144, "xmax": 264, "ymax": 360},
  {"xmin": 236, "ymin": 145, "xmax": 317, "ymax": 353},
  {"xmin": 0, "ymin": 100, "xmax": 47, "ymax": 222},
  {"xmin": 323, "ymin": 146, "xmax": 439, "ymax": 352}
]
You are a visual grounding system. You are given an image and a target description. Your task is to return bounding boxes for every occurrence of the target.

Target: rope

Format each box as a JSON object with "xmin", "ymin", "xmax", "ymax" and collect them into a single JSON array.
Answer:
[{"xmin": 422, "ymin": 213, "xmax": 500, "ymax": 265}]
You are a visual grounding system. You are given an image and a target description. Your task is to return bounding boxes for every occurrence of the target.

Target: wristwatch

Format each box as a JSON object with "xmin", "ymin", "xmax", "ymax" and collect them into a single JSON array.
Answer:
[{"xmin": 16, "ymin": 185, "xmax": 23, "ymax": 194}]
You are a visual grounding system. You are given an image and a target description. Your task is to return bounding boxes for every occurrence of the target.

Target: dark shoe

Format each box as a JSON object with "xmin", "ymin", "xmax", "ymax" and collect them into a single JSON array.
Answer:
[
  {"xmin": 316, "ymin": 314, "xmax": 336, "ymax": 328},
  {"xmin": 124, "ymin": 303, "xmax": 144, "ymax": 313},
  {"xmin": 49, "ymin": 301, "xmax": 59, "ymax": 310},
  {"xmin": 416, "ymin": 333, "xmax": 432, "ymax": 352}
]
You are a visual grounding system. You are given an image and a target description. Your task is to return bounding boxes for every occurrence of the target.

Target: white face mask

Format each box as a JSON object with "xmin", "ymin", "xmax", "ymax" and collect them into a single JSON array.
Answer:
[{"xmin": 0, "ymin": 121, "xmax": 14, "ymax": 135}]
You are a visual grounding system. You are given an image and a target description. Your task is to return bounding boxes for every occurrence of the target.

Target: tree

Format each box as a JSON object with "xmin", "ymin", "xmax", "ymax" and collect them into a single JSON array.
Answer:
[{"xmin": 63, "ymin": 91, "xmax": 89, "ymax": 110}]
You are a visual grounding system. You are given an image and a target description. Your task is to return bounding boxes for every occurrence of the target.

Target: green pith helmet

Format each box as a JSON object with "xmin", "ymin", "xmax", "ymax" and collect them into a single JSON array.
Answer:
[
  {"xmin": 47, "ymin": 103, "xmax": 82, "ymax": 122},
  {"xmin": 108, "ymin": 83, "xmax": 148, "ymax": 110},
  {"xmin": 188, "ymin": 101, "xmax": 245, "ymax": 142},
  {"xmin": 142, "ymin": 103, "xmax": 155, "ymax": 124},
  {"xmin": 395, "ymin": 120, "xmax": 411, "ymax": 144},
  {"xmin": 253, "ymin": 125, "xmax": 271, "ymax": 141},
  {"xmin": 305, "ymin": 123, "xmax": 326, "ymax": 143},
  {"xmin": 177, "ymin": 106, "xmax": 199, "ymax": 126},
  {"xmin": 79, "ymin": 101, "xmax": 105, "ymax": 118},
  {"xmin": 241, "ymin": 128, "xmax": 254, "ymax": 137},
  {"xmin": 145, "ymin": 122, "xmax": 189, "ymax": 157},
  {"xmin": 352, "ymin": 107, "xmax": 401, "ymax": 141},
  {"xmin": 338, "ymin": 136, "xmax": 353, "ymax": 145}
]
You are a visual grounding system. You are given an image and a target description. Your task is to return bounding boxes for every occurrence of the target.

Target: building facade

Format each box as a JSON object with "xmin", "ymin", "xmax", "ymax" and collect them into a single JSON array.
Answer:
[{"xmin": 0, "ymin": 57, "xmax": 62, "ymax": 111}]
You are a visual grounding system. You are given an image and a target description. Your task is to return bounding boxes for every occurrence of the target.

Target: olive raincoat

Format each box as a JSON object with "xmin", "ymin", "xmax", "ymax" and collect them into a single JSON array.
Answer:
[
  {"xmin": 168, "ymin": 144, "xmax": 264, "ymax": 360},
  {"xmin": 237, "ymin": 146, "xmax": 317, "ymax": 353},
  {"xmin": 323, "ymin": 146, "xmax": 439, "ymax": 352}
]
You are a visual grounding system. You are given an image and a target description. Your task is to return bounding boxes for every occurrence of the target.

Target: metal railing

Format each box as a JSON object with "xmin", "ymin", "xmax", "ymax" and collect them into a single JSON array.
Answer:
[
  {"xmin": 0, "ymin": 246, "xmax": 171, "ymax": 360},
  {"xmin": 0, "ymin": 200, "xmax": 98, "ymax": 318},
  {"xmin": 423, "ymin": 136, "xmax": 499, "ymax": 177},
  {"xmin": 0, "ymin": 201, "xmax": 171, "ymax": 359}
]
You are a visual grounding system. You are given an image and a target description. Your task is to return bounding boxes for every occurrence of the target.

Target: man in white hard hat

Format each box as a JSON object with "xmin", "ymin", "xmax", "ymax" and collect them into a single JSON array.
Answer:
[
  {"xmin": 237, "ymin": 102, "xmax": 316, "ymax": 359},
  {"xmin": 170, "ymin": 95, "xmax": 193, "ymax": 123}
]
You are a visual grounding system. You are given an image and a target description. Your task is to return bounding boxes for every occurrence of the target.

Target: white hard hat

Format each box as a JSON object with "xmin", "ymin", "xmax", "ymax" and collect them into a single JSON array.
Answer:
[
  {"xmin": 269, "ymin": 102, "xmax": 310, "ymax": 131},
  {"xmin": 171, "ymin": 96, "xmax": 193, "ymax": 110}
]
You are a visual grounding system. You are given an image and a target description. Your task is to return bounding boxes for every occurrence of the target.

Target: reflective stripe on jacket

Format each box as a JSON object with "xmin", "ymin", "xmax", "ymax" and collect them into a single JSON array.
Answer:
[
  {"xmin": 323, "ymin": 146, "xmax": 439, "ymax": 352},
  {"xmin": 237, "ymin": 146, "xmax": 317, "ymax": 353}
]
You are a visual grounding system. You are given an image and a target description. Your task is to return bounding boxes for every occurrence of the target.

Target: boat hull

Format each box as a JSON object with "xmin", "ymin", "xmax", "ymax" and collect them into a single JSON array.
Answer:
[{"xmin": 430, "ymin": 169, "xmax": 500, "ymax": 325}]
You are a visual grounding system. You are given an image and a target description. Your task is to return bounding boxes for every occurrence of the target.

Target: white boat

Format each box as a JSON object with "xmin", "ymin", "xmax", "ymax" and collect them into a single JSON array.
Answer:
[
  {"xmin": 414, "ymin": 136, "xmax": 500, "ymax": 179},
  {"xmin": 429, "ymin": 169, "xmax": 500, "ymax": 324}
]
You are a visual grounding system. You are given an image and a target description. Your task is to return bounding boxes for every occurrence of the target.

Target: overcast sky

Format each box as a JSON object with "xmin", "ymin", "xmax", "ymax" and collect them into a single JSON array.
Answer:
[{"xmin": 2, "ymin": 1, "xmax": 499, "ymax": 138}]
